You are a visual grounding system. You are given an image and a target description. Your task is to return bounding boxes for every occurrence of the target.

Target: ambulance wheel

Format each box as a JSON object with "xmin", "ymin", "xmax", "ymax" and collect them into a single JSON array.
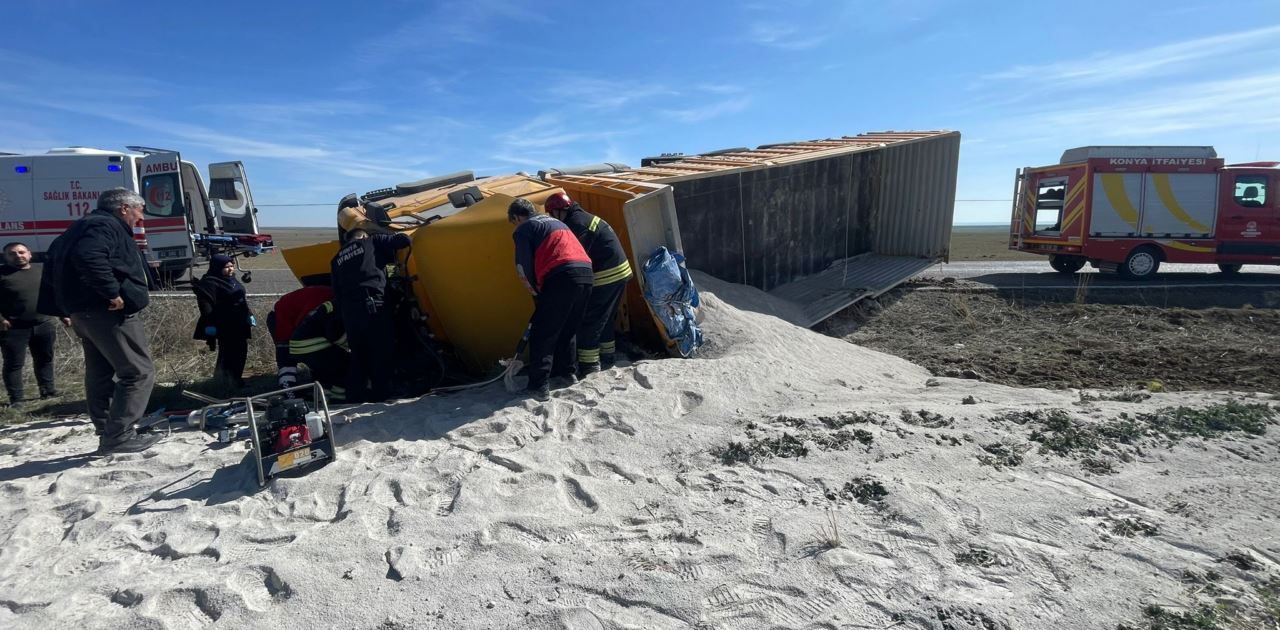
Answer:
[
  {"xmin": 1049, "ymin": 255, "xmax": 1086, "ymax": 274},
  {"xmin": 1218, "ymin": 263, "xmax": 1243, "ymax": 275},
  {"xmin": 157, "ymin": 268, "xmax": 186, "ymax": 288},
  {"xmin": 1119, "ymin": 247, "xmax": 1161, "ymax": 281}
]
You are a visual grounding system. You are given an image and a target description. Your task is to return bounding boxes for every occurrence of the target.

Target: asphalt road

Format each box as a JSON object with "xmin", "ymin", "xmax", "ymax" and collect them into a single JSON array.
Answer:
[{"xmin": 153, "ymin": 261, "xmax": 1280, "ymax": 297}]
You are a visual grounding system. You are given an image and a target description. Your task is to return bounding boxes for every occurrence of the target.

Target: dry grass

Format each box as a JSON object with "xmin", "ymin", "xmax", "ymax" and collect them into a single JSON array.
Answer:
[{"xmin": 1, "ymin": 297, "xmax": 278, "ymax": 424}]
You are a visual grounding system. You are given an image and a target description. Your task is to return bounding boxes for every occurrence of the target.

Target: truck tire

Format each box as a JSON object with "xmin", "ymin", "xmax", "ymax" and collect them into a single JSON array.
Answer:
[
  {"xmin": 1049, "ymin": 255, "xmax": 1086, "ymax": 274},
  {"xmin": 1119, "ymin": 246, "xmax": 1161, "ymax": 281},
  {"xmin": 1218, "ymin": 263, "xmax": 1243, "ymax": 275}
]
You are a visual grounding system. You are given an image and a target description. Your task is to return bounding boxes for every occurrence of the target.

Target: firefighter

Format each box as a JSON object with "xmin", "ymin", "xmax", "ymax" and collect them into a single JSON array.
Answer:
[
  {"xmin": 193, "ymin": 254, "xmax": 254, "ymax": 389},
  {"xmin": 543, "ymin": 192, "xmax": 633, "ymax": 376},
  {"xmin": 266, "ymin": 283, "xmax": 334, "ymax": 390},
  {"xmin": 509, "ymin": 197, "xmax": 592, "ymax": 401},
  {"xmin": 287, "ymin": 300, "xmax": 349, "ymax": 401},
  {"xmin": 329, "ymin": 228, "xmax": 411, "ymax": 403}
]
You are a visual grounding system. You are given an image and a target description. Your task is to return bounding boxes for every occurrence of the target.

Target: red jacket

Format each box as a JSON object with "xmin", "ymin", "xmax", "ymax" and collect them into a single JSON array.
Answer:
[
  {"xmin": 269, "ymin": 286, "xmax": 334, "ymax": 343},
  {"xmin": 513, "ymin": 215, "xmax": 591, "ymax": 291}
]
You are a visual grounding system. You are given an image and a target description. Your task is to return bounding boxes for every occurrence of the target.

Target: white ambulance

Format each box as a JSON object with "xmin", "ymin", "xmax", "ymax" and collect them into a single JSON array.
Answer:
[{"xmin": 0, "ymin": 146, "xmax": 272, "ymax": 283}]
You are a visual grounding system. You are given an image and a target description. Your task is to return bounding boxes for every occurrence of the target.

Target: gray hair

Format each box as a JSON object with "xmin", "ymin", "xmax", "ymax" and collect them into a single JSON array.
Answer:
[{"xmin": 98, "ymin": 187, "xmax": 145, "ymax": 213}]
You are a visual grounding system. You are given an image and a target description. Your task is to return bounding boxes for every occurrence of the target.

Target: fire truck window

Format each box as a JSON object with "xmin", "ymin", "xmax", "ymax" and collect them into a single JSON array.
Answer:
[
  {"xmin": 1034, "ymin": 181, "xmax": 1066, "ymax": 232},
  {"xmin": 1233, "ymin": 175, "xmax": 1267, "ymax": 207}
]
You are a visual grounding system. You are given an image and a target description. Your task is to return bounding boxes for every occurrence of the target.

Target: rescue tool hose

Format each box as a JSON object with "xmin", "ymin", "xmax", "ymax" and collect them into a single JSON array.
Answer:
[{"xmin": 431, "ymin": 322, "xmax": 532, "ymax": 395}]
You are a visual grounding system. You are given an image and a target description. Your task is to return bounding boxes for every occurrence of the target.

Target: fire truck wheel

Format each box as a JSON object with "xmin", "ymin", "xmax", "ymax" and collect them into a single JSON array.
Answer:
[
  {"xmin": 1218, "ymin": 263, "xmax": 1243, "ymax": 275},
  {"xmin": 1048, "ymin": 255, "xmax": 1086, "ymax": 274},
  {"xmin": 1119, "ymin": 247, "xmax": 1161, "ymax": 281}
]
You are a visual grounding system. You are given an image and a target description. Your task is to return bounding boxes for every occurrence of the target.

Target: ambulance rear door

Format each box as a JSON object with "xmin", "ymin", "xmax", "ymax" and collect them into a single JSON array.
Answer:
[
  {"xmin": 138, "ymin": 152, "xmax": 192, "ymax": 268},
  {"xmin": 208, "ymin": 161, "xmax": 260, "ymax": 234}
]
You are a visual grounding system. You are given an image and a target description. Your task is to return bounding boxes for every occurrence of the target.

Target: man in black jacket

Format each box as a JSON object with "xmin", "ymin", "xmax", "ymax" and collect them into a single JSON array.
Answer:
[
  {"xmin": 544, "ymin": 192, "xmax": 633, "ymax": 377},
  {"xmin": 39, "ymin": 188, "xmax": 159, "ymax": 454},
  {"xmin": 0, "ymin": 242, "xmax": 69, "ymax": 405},
  {"xmin": 330, "ymin": 228, "xmax": 410, "ymax": 403}
]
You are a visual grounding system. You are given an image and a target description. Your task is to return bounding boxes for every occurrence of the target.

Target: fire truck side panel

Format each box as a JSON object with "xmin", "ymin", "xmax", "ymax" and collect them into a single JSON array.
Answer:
[
  {"xmin": 1089, "ymin": 172, "xmax": 1144, "ymax": 237},
  {"xmin": 30, "ymin": 153, "xmax": 136, "ymax": 254},
  {"xmin": 1217, "ymin": 169, "xmax": 1279, "ymax": 259},
  {"xmin": 1138, "ymin": 173, "xmax": 1218, "ymax": 238}
]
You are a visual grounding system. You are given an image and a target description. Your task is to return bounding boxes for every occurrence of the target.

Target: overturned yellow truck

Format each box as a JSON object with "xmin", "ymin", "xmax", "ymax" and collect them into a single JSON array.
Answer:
[
  {"xmin": 281, "ymin": 172, "xmax": 684, "ymax": 380},
  {"xmin": 281, "ymin": 130, "xmax": 959, "ymax": 385}
]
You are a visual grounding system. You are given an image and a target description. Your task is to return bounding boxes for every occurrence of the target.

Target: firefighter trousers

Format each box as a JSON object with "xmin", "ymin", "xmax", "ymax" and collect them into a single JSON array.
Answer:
[
  {"xmin": 340, "ymin": 297, "xmax": 394, "ymax": 403},
  {"xmin": 575, "ymin": 280, "xmax": 626, "ymax": 368},
  {"xmin": 528, "ymin": 273, "xmax": 591, "ymax": 390}
]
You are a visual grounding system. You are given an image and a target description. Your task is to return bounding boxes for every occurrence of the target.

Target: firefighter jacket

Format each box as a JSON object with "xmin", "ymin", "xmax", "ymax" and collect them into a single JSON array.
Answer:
[
  {"xmin": 513, "ymin": 214, "xmax": 592, "ymax": 292},
  {"xmin": 560, "ymin": 206, "xmax": 633, "ymax": 287},
  {"xmin": 288, "ymin": 301, "xmax": 348, "ymax": 357},
  {"xmin": 268, "ymin": 286, "xmax": 334, "ymax": 344},
  {"xmin": 330, "ymin": 233, "xmax": 411, "ymax": 303}
]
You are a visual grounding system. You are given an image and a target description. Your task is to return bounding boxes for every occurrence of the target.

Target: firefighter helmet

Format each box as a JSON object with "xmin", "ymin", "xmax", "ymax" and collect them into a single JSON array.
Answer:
[{"xmin": 544, "ymin": 192, "xmax": 572, "ymax": 213}]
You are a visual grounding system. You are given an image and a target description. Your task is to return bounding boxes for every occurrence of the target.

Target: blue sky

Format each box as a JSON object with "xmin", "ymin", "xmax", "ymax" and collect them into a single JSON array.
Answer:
[{"xmin": 4, "ymin": 1, "xmax": 1278, "ymax": 226}]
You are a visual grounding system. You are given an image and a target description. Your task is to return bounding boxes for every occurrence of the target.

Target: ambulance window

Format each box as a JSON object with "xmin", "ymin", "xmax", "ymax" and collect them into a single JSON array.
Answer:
[
  {"xmin": 210, "ymin": 178, "xmax": 249, "ymax": 216},
  {"xmin": 141, "ymin": 173, "xmax": 187, "ymax": 218},
  {"xmin": 1233, "ymin": 175, "xmax": 1267, "ymax": 207}
]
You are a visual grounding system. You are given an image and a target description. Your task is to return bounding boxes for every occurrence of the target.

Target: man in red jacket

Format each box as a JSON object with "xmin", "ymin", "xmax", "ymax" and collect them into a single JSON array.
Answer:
[{"xmin": 509, "ymin": 198, "xmax": 592, "ymax": 401}]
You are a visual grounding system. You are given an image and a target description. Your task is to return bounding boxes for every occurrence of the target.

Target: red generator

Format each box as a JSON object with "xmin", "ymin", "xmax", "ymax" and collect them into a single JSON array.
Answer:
[{"xmin": 1010, "ymin": 146, "xmax": 1279, "ymax": 279}]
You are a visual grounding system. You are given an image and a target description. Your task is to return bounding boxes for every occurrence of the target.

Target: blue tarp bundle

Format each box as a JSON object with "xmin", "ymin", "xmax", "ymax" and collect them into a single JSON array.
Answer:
[{"xmin": 642, "ymin": 247, "xmax": 703, "ymax": 358}]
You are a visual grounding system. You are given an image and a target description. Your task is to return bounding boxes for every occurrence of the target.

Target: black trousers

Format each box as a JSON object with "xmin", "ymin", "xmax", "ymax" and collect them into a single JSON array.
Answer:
[
  {"xmin": 214, "ymin": 334, "xmax": 249, "ymax": 387},
  {"xmin": 0, "ymin": 319, "xmax": 57, "ymax": 402},
  {"xmin": 340, "ymin": 297, "xmax": 394, "ymax": 403},
  {"xmin": 575, "ymin": 280, "xmax": 626, "ymax": 367},
  {"xmin": 528, "ymin": 273, "xmax": 591, "ymax": 390}
]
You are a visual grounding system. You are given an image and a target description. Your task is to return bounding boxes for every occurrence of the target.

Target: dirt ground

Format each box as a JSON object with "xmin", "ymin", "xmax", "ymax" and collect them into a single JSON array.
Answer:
[{"xmin": 820, "ymin": 281, "xmax": 1280, "ymax": 393}]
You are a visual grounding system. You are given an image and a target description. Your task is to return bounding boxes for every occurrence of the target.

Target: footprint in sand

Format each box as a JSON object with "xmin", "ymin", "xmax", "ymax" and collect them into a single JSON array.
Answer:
[
  {"xmin": 435, "ymin": 474, "xmax": 464, "ymax": 517},
  {"xmin": 227, "ymin": 565, "xmax": 293, "ymax": 612},
  {"xmin": 560, "ymin": 476, "xmax": 600, "ymax": 514},
  {"xmin": 143, "ymin": 588, "xmax": 222, "ymax": 630},
  {"xmin": 674, "ymin": 391, "xmax": 704, "ymax": 417}
]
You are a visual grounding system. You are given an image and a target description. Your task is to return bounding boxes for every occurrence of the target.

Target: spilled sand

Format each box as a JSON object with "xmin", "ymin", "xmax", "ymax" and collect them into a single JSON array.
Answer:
[{"xmin": 0, "ymin": 273, "xmax": 1277, "ymax": 629}]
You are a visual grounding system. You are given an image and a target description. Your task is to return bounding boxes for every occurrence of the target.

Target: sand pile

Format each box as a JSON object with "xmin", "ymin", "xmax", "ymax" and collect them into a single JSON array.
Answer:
[{"xmin": 1, "ymin": 275, "xmax": 1278, "ymax": 629}]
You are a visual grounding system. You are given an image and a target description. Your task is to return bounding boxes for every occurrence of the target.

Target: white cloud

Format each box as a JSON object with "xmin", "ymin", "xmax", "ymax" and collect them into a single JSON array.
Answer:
[
  {"xmin": 544, "ymin": 78, "xmax": 676, "ymax": 111},
  {"xmin": 661, "ymin": 97, "xmax": 751, "ymax": 123},
  {"xmin": 1000, "ymin": 71, "xmax": 1280, "ymax": 140},
  {"xmin": 984, "ymin": 24, "xmax": 1280, "ymax": 87},
  {"xmin": 747, "ymin": 22, "xmax": 828, "ymax": 50}
]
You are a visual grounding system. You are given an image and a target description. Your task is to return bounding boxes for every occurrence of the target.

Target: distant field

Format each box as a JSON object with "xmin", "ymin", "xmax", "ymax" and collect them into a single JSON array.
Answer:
[
  {"xmin": 947, "ymin": 225, "xmax": 1041, "ymax": 262},
  {"xmin": 245, "ymin": 225, "xmax": 1038, "ymax": 267},
  {"xmin": 238, "ymin": 227, "xmax": 335, "ymax": 269}
]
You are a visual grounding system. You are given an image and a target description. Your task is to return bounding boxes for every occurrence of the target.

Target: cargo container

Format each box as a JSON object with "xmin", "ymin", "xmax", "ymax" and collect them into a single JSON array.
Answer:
[
  {"xmin": 1010, "ymin": 146, "xmax": 1280, "ymax": 279},
  {"xmin": 599, "ymin": 131, "xmax": 960, "ymax": 326}
]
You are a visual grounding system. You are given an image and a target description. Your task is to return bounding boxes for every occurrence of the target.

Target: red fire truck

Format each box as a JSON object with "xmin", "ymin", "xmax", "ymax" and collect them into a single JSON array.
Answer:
[{"xmin": 1010, "ymin": 146, "xmax": 1278, "ymax": 279}]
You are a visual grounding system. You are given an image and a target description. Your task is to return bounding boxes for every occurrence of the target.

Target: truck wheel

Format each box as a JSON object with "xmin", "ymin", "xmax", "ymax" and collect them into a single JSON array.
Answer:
[
  {"xmin": 1049, "ymin": 255, "xmax": 1086, "ymax": 274},
  {"xmin": 1218, "ymin": 263, "xmax": 1243, "ymax": 275},
  {"xmin": 1119, "ymin": 247, "xmax": 1160, "ymax": 281}
]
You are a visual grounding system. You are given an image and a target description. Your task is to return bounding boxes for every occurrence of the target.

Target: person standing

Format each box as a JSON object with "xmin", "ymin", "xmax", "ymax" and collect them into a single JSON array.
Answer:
[
  {"xmin": 543, "ymin": 192, "xmax": 633, "ymax": 376},
  {"xmin": 38, "ymin": 188, "xmax": 159, "ymax": 454},
  {"xmin": 330, "ymin": 229, "xmax": 410, "ymax": 403},
  {"xmin": 0, "ymin": 242, "xmax": 69, "ymax": 405},
  {"xmin": 192, "ymin": 254, "xmax": 254, "ymax": 389},
  {"xmin": 508, "ymin": 198, "xmax": 592, "ymax": 401}
]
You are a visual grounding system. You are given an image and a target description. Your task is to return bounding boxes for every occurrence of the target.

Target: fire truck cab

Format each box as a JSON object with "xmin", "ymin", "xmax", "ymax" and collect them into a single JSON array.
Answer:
[
  {"xmin": 0, "ymin": 146, "xmax": 273, "ymax": 283},
  {"xmin": 1010, "ymin": 146, "xmax": 1279, "ymax": 279}
]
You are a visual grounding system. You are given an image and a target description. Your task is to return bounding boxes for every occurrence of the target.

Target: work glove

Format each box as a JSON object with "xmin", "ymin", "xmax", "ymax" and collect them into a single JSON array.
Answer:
[
  {"xmin": 249, "ymin": 315, "xmax": 257, "ymax": 327},
  {"xmin": 204, "ymin": 325, "xmax": 218, "ymax": 336}
]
